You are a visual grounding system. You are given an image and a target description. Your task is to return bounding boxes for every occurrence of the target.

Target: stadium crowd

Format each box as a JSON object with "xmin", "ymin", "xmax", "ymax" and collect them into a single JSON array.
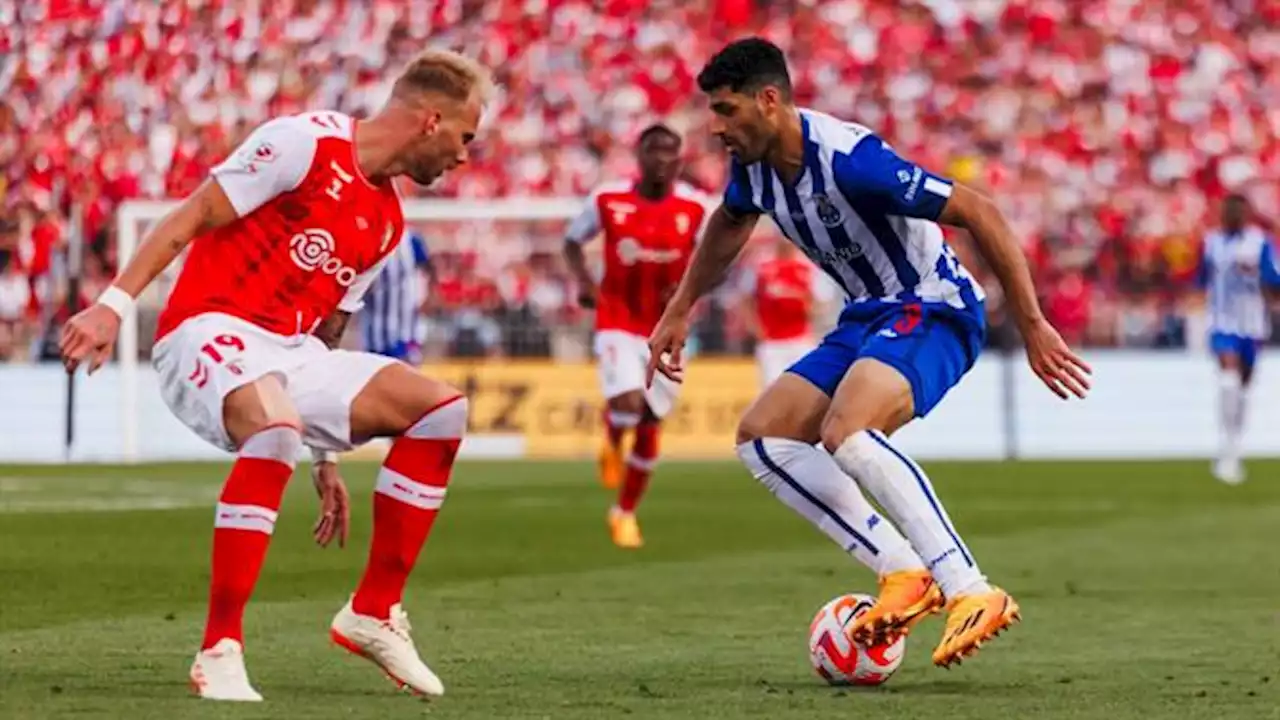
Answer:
[{"xmin": 4, "ymin": 0, "xmax": 1279, "ymax": 361}]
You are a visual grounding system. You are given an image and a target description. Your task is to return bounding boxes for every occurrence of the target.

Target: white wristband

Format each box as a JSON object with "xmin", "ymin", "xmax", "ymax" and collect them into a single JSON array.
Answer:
[
  {"xmin": 312, "ymin": 448, "xmax": 338, "ymax": 465},
  {"xmin": 98, "ymin": 286, "xmax": 135, "ymax": 319}
]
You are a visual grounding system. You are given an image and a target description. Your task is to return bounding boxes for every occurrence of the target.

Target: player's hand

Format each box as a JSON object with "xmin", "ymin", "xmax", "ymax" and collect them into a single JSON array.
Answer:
[
  {"xmin": 59, "ymin": 304, "xmax": 121, "ymax": 375},
  {"xmin": 311, "ymin": 461, "xmax": 350, "ymax": 549},
  {"xmin": 577, "ymin": 286, "xmax": 598, "ymax": 309},
  {"xmin": 1023, "ymin": 317, "xmax": 1091, "ymax": 400},
  {"xmin": 646, "ymin": 310, "xmax": 692, "ymax": 387}
]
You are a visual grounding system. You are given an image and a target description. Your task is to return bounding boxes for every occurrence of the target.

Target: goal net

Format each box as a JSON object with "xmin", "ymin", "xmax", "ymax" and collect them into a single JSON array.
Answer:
[{"xmin": 114, "ymin": 196, "xmax": 736, "ymax": 462}]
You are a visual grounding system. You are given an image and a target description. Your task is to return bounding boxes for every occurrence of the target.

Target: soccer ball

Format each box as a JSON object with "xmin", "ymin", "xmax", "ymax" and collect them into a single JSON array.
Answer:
[{"xmin": 808, "ymin": 593, "xmax": 905, "ymax": 686}]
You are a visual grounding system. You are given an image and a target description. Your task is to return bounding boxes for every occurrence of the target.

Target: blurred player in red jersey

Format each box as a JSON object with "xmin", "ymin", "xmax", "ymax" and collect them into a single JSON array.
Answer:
[
  {"xmin": 59, "ymin": 51, "xmax": 492, "ymax": 703},
  {"xmin": 740, "ymin": 235, "xmax": 834, "ymax": 388},
  {"xmin": 563, "ymin": 124, "xmax": 706, "ymax": 549}
]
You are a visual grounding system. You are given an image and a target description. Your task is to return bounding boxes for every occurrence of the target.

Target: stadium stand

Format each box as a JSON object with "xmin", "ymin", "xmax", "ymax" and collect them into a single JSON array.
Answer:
[{"xmin": 4, "ymin": 0, "xmax": 1279, "ymax": 360}]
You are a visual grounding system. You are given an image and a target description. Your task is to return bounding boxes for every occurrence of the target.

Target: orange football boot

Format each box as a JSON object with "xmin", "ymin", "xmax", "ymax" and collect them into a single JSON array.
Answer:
[
  {"xmin": 932, "ymin": 587, "xmax": 1021, "ymax": 668},
  {"xmin": 608, "ymin": 507, "xmax": 643, "ymax": 549},
  {"xmin": 846, "ymin": 569, "xmax": 945, "ymax": 646}
]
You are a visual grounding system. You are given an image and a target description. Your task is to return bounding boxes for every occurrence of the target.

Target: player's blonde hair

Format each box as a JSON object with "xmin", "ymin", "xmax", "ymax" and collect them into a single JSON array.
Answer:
[{"xmin": 393, "ymin": 49, "xmax": 494, "ymax": 107}]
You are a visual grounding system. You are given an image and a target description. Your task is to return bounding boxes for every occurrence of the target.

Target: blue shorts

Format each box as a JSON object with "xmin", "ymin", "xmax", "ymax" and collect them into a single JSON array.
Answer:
[
  {"xmin": 788, "ymin": 301, "xmax": 986, "ymax": 418},
  {"xmin": 1210, "ymin": 332, "xmax": 1262, "ymax": 371},
  {"xmin": 368, "ymin": 341, "xmax": 414, "ymax": 362}
]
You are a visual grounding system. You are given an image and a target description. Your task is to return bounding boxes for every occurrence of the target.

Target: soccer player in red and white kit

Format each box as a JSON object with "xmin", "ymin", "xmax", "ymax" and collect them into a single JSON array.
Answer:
[
  {"xmin": 740, "ymin": 235, "xmax": 834, "ymax": 388},
  {"xmin": 563, "ymin": 124, "xmax": 706, "ymax": 549},
  {"xmin": 59, "ymin": 51, "xmax": 492, "ymax": 702}
]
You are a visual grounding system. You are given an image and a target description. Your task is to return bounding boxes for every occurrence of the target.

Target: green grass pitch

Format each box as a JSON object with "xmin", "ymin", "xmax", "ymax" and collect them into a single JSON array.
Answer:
[{"xmin": 1, "ymin": 459, "xmax": 1278, "ymax": 719}]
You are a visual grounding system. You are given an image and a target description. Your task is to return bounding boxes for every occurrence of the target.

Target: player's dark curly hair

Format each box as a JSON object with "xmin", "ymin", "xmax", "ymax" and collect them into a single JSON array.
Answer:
[
  {"xmin": 637, "ymin": 122, "xmax": 681, "ymax": 147},
  {"xmin": 696, "ymin": 37, "xmax": 792, "ymax": 99}
]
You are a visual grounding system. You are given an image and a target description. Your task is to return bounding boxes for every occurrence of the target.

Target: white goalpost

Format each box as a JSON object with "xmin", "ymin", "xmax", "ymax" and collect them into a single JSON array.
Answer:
[{"xmin": 114, "ymin": 197, "xmax": 595, "ymax": 463}]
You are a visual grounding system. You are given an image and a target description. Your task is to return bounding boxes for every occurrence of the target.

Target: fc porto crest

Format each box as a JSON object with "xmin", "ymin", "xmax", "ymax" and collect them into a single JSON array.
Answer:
[{"xmin": 812, "ymin": 194, "xmax": 843, "ymax": 228}]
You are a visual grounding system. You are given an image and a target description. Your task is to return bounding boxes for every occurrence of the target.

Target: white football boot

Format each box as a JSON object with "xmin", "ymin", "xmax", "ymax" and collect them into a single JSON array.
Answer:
[
  {"xmin": 1212, "ymin": 456, "xmax": 1245, "ymax": 485},
  {"xmin": 189, "ymin": 638, "xmax": 263, "ymax": 702},
  {"xmin": 330, "ymin": 599, "xmax": 445, "ymax": 697}
]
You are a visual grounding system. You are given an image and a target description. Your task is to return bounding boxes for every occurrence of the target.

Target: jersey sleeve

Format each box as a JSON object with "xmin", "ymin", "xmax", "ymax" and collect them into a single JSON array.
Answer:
[
  {"xmin": 338, "ymin": 248, "xmax": 396, "ymax": 313},
  {"xmin": 564, "ymin": 196, "xmax": 602, "ymax": 244},
  {"xmin": 1260, "ymin": 239, "xmax": 1280, "ymax": 288},
  {"xmin": 1196, "ymin": 238, "xmax": 1212, "ymax": 289},
  {"xmin": 831, "ymin": 136, "xmax": 953, "ymax": 221},
  {"xmin": 408, "ymin": 231, "xmax": 430, "ymax": 265},
  {"xmin": 723, "ymin": 159, "xmax": 761, "ymax": 218},
  {"xmin": 211, "ymin": 118, "xmax": 317, "ymax": 217}
]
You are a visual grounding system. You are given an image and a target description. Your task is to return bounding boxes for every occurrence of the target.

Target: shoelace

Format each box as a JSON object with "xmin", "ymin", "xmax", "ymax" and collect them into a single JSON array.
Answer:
[{"xmin": 375, "ymin": 607, "xmax": 412, "ymax": 644}]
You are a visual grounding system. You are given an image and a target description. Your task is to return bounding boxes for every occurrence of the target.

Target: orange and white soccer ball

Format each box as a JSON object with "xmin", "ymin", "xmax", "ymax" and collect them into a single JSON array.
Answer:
[{"xmin": 808, "ymin": 593, "xmax": 906, "ymax": 686}]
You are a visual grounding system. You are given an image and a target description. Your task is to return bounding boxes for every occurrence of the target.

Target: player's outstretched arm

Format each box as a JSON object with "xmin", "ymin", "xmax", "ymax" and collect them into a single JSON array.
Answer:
[
  {"xmin": 563, "ymin": 240, "xmax": 597, "ymax": 309},
  {"xmin": 59, "ymin": 181, "xmax": 239, "ymax": 374},
  {"xmin": 937, "ymin": 184, "xmax": 1091, "ymax": 399},
  {"xmin": 646, "ymin": 205, "xmax": 758, "ymax": 384},
  {"xmin": 118, "ymin": 180, "xmax": 240, "ymax": 298},
  {"xmin": 563, "ymin": 194, "xmax": 602, "ymax": 309}
]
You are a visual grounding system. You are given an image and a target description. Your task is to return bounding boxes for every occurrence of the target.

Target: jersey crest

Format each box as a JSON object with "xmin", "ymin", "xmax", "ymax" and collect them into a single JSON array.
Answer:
[{"xmin": 813, "ymin": 194, "xmax": 843, "ymax": 228}]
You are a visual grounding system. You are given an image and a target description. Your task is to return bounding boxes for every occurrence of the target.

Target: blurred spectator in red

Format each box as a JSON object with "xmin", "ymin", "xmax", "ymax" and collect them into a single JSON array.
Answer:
[
  {"xmin": 1044, "ymin": 269, "xmax": 1092, "ymax": 349},
  {"xmin": 0, "ymin": 221, "xmax": 33, "ymax": 361}
]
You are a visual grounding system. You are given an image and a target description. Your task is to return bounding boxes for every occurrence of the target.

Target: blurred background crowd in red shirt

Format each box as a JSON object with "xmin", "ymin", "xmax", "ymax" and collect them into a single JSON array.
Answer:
[{"xmin": 4, "ymin": 0, "xmax": 1278, "ymax": 361}]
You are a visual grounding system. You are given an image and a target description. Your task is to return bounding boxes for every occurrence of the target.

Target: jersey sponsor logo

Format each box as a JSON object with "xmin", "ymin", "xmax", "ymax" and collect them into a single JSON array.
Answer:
[
  {"xmin": 812, "ymin": 194, "xmax": 844, "ymax": 228},
  {"xmin": 902, "ymin": 166, "xmax": 924, "ymax": 203},
  {"xmin": 607, "ymin": 201, "xmax": 636, "ymax": 226},
  {"xmin": 811, "ymin": 243, "xmax": 865, "ymax": 266},
  {"xmin": 762, "ymin": 279, "xmax": 807, "ymax": 300},
  {"xmin": 615, "ymin": 237, "xmax": 684, "ymax": 266},
  {"xmin": 289, "ymin": 228, "xmax": 358, "ymax": 286}
]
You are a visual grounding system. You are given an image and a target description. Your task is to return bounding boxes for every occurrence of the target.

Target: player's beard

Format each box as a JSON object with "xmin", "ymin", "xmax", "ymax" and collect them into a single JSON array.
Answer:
[{"xmin": 409, "ymin": 161, "xmax": 445, "ymax": 187}]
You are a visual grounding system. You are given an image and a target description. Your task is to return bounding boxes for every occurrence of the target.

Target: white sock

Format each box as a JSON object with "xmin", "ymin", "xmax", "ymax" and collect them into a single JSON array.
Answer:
[
  {"xmin": 1218, "ymin": 372, "xmax": 1243, "ymax": 460},
  {"xmin": 737, "ymin": 438, "xmax": 924, "ymax": 576},
  {"xmin": 831, "ymin": 430, "xmax": 989, "ymax": 599},
  {"xmin": 1236, "ymin": 383, "xmax": 1249, "ymax": 449}
]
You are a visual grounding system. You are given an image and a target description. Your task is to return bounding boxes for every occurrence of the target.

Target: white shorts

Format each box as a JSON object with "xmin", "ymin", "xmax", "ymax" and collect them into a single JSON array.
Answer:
[
  {"xmin": 593, "ymin": 330, "xmax": 681, "ymax": 419},
  {"xmin": 152, "ymin": 313, "xmax": 398, "ymax": 452},
  {"xmin": 756, "ymin": 337, "xmax": 814, "ymax": 388}
]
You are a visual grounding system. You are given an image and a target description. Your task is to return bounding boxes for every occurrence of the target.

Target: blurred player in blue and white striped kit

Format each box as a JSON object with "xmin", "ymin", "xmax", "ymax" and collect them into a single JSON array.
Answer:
[
  {"xmin": 1199, "ymin": 194, "xmax": 1280, "ymax": 484},
  {"xmin": 362, "ymin": 228, "xmax": 433, "ymax": 363}
]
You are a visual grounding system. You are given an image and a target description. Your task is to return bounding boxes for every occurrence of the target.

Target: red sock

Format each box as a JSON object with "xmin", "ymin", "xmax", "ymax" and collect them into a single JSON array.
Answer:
[
  {"xmin": 618, "ymin": 421, "xmax": 660, "ymax": 513},
  {"xmin": 352, "ymin": 397, "xmax": 467, "ymax": 620},
  {"xmin": 604, "ymin": 409, "xmax": 639, "ymax": 449},
  {"xmin": 202, "ymin": 425, "xmax": 300, "ymax": 650}
]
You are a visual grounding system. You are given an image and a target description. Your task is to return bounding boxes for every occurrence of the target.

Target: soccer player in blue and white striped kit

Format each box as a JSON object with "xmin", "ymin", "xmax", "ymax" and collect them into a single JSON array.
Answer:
[
  {"xmin": 647, "ymin": 38, "xmax": 1091, "ymax": 669},
  {"xmin": 362, "ymin": 229, "xmax": 432, "ymax": 362},
  {"xmin": 1199, "ymin": 194, "xmax": 1280, "ymax": 484}
]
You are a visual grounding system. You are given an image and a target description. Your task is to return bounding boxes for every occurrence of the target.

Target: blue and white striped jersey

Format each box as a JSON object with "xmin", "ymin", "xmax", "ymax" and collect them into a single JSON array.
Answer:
[
  {"xmin": 362, "ymin": 229, "xmax": 429, "ymax": 359},
  {"xmin": 1199, "ymin": 225, "xmax": 1280, "ymax": 339},
  {"xmin": 723, "ymin": 108, "xmax": 983, "ymax": 311}
]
